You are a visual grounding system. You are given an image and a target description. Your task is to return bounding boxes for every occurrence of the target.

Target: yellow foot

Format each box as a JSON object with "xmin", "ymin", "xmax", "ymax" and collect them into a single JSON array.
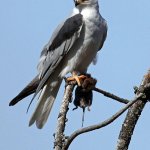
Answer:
[{"xmin": 67, "ymin": 74, "xmax": 87, "ymax": 86}]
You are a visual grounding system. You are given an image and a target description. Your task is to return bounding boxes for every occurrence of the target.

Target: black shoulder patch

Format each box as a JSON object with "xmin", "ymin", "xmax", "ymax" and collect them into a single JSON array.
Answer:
[{"xmin": 49, "ymin": 14, "xmax": 83, "ymax": 51}]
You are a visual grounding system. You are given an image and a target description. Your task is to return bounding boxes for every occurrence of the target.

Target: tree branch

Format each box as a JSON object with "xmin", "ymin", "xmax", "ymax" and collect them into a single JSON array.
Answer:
[
  {"xmin": 94, "ymin": 87, "xmax": 129, "ymax": 104},
  {"xmin": 54, "ymin": 70, "xmax": 150, "ymax": 150},
  {"xmin": 116, "ymin": 70, "xmax": 150, "ymax": 150},
  {"xmin": 63, "ymin": 92, "xmax": 144, "ymax": 150},
  {"xmin": 54, "ymin": 83, "xmax": 75, "ymax": 150}
]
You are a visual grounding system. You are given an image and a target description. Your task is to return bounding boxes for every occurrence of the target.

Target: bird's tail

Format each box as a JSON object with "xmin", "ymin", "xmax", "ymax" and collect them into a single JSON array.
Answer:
[
  {"xmin": 29, "ymin": 79, "xmax": 62, "ymax": 129},
  {"xmin": 9, "ymin": 75, "xmax": 40, "ymax": 106}
]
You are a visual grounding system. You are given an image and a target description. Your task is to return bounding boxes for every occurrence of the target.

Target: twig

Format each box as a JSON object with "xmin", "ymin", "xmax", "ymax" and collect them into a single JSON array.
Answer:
[
  {"xmin": 54, "ymin": 83, "xmax": 75, "ymax": 150},
  {"xmin": 63, "ymin": 93, "xmax": 144, "ymax": 150},
  {"xmin": 94, "ymin": 87, "xmax": 129, "ymax": 104},
  {"xmin": 116, "ymin": 70, "xmax": 150, "ymax": 150}
]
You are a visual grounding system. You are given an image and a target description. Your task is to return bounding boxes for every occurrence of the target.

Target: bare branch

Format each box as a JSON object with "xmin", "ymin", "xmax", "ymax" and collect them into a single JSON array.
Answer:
[
  {"xmin": 54, "ymin": 71, "xmax": 150, "ymax": 150},
  {"xmin": 116, "ymin": 70, "xmax": 150, "ymax": 150},
  {"xmin": 63, "ymin": 93, "xmax": 144, "ymax": 150},
  {"xmin": 54, "ymin": 83, "xmax": 75, "ymax": 150},
  {"xmin": 94, "ymin": 87, "xmax": 129, "ymax": 104}
]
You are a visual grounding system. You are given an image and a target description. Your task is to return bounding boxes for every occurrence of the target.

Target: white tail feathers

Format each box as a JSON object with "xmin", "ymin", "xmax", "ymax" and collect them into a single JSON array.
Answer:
[{"xmin": 29, "ymin": 79, "xmax": 62, "ymax": 129}]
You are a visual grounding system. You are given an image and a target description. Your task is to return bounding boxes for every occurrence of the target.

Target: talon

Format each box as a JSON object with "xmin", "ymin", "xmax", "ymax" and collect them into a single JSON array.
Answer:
[{"xmin": 67, "ymin": 72, "xmax": 87, "ymax": 86}]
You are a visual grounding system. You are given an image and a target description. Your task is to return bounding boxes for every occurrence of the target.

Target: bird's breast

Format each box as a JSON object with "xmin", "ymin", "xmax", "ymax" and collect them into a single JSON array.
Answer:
[
  {"xmin": 60, "ymin": 24, "xmax": 101, "ymax": 77},
  {"xmin": 60, "ymin": 9, "xmax": 103, "ymax": 77}
]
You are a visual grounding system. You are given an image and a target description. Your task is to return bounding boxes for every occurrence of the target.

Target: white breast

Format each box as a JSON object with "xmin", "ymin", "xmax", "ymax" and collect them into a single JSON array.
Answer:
[{"xmin": 60, "ymin": 6, "xmax": 103, "ymax": 77}]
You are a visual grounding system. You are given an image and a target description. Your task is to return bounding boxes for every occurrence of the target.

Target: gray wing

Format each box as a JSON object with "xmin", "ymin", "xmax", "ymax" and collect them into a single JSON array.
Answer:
[
  {"xmin": 34, "ymin": 14, "xmax": 83, "ymax": 99},
  {"xmin": 38, "ymin": 14, "xmax": 83, "ymax": 77},
  {"xmin": 92, "ymin": 18, "xmax": 107, "ymax": 65},
  {"xmin": 98, "ymin": 18, "xmax": 108, "ymax": 50},
  {"xmin": 9, "ymin": 75, "xmax": 39, "ymax": 106}
]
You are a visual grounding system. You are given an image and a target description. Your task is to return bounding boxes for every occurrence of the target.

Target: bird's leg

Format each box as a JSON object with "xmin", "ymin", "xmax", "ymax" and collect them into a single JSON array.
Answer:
[{"xmin": 67, "ymin": 71, "xmax": 87, "ymax": 86}]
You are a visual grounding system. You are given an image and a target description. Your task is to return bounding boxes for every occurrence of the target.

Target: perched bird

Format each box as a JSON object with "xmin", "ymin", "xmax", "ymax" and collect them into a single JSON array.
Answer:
[{"xmin": 9, "ymin": 0, "xmax": 107, "ymax": 129}]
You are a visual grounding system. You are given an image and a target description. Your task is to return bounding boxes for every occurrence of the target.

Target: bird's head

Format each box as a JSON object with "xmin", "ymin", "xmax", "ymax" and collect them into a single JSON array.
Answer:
[{"xmin": 74, "ymin": 0, "xmax": 98, "ymax": 7}]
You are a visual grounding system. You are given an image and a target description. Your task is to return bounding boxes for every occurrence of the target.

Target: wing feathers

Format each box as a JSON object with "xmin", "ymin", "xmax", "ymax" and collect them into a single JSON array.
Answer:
[
  {"xmin": 49, "ymin": 14, "xmax": 83, "ymax": 51},
  {"xmin": 34, "ymin": 14, "xmax": 84, "ymax": 98},
  {"xmin": 29, "ymin": 79, "xmax": 62, "ymax": 129},
  {"xmin": 9, "ymin": 75, "xmax": 39, "ymax": 106}
]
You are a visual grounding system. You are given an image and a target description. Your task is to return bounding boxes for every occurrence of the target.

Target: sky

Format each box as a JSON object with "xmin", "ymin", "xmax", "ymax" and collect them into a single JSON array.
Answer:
[{"xmin": 0, "ymin": 0, "xmax": 150, "ymax": 149}]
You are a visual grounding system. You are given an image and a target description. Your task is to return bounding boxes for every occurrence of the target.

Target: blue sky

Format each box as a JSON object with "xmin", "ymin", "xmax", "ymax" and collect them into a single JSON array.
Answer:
[{"xmin": 0, "ymin": 0, "xmax": 150, "ymax": 149}]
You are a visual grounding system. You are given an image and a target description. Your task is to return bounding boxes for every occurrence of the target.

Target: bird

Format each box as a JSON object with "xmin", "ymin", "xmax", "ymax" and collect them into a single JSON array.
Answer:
[{"xmin": 9, "ymin": 0, "xmax": 107, "ymax": 129}]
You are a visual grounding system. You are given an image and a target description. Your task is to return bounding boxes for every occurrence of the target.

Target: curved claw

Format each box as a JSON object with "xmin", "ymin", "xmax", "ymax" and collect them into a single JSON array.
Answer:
[{"xmin": 67, "ymin": 74, "xmax": 87, "ymax": 86}]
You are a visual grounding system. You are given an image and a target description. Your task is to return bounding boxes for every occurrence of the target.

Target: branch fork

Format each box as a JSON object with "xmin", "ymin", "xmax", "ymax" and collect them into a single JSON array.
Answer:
[{"xmin": 54, "ymin": 70, "xmax": 150, "ymax": 150}]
